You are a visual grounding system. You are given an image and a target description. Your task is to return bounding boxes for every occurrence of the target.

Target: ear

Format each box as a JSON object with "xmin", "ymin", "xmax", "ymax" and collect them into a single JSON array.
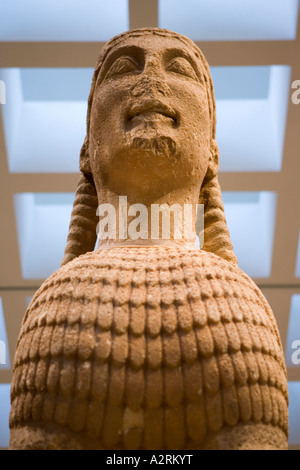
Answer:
[
  {"xmin": 79, "ymin": 135, "xmax": 92, "ymax": 174},
  {"xmin": 206, "ymin": 139, "xmax": 219, "ymax": 179}
]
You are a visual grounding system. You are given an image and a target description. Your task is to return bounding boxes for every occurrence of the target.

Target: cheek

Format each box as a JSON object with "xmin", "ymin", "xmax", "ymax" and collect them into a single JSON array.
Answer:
[
  {"xmin": 180, "ymin": 106, "xmax": 211, "ymax": 156},
  {"xmin": 173, "ymin": 88, "xmax": 211, "ymax": 178},
  {"xmin": 88, "ymin": 91, "xmax": 125, "ymax": 176},
  {"xmin": 89, "ymin": 94, "xmax": 125, "ymax": 161},
  {"xmin": 175, "ymin": 87, "xmax": 210, "ymax": 135},
  {"xmin": 91, "ymin": 86, "xmax": 124, "ymax": 128}
]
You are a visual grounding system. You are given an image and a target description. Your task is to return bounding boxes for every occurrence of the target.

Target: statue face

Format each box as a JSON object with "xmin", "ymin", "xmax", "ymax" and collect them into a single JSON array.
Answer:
[{"xmin": 89, "ymin": 33, "xmax": 211, "ymax": 200}]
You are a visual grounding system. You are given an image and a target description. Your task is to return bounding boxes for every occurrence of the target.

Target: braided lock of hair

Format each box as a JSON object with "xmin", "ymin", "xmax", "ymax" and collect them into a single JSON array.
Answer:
[
  {"xmin": 61, "ymin": 28, "xmax": 237, "ymax": 266},
  {"xmin": 61, "ymin": 137, "xmax": 98, "ymax": 266},
  {"xmin": 199, "ymin": 140, "xmax": 238, "ymax": 265}
]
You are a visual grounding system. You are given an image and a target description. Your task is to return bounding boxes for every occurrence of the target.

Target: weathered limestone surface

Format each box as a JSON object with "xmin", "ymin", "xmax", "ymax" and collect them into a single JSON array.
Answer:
[{"xmin": 9, "ymin": 28, "xmax": 288, "ymax": 450}]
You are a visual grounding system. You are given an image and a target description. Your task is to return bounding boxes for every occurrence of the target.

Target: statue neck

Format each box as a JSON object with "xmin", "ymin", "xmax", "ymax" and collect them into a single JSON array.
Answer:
[{"xmin": 95, "ymin": 186, "xmax": 202, "ymax": 250}]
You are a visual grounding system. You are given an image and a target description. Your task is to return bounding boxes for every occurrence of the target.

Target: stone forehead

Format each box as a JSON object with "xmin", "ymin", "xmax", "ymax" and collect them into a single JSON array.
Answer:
[{"xmin": 96, "ymin": 28, "xmax": 205, "ymax": 71}]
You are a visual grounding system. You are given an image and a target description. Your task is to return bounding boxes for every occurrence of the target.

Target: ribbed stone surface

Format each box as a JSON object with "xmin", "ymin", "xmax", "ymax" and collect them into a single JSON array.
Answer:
[{"xmin": 9, "ymin": 246, "xmax": 288, "ymax": 449}]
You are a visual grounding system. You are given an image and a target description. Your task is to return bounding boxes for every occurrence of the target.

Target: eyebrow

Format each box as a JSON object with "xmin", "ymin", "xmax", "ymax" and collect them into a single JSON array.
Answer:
[
  {"xmin": 162, "ymin": 47, "xmax": 204, "ymax": 83},
  {"xmin": 97, "ymin": 45, "xmax": 144, "ymax": 84},
  {"xmin": 98, "ymin": 44, "xmax": 204, "ymax": 85}
]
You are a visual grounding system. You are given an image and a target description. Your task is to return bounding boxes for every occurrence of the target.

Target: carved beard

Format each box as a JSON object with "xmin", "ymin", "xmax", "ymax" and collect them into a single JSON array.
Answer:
[
  {"xmin": 132, "ymin": 135, "xmax": 177, "ymax": 157},
  {"xmin": 125, "ymin": 112, "xmax": 178, "ymax": 159}
]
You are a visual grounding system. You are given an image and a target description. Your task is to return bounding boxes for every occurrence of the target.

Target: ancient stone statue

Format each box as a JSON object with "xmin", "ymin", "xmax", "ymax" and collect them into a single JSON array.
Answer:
[{"xmin": 9, "ymin": 28, "xmax": 288, "ymax": 450}]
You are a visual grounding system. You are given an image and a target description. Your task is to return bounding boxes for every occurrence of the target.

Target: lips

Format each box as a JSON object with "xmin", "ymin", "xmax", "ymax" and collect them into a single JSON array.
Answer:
[{"xmin": 126, "ymin": 100, "xmax": 178, "ymax": 125}]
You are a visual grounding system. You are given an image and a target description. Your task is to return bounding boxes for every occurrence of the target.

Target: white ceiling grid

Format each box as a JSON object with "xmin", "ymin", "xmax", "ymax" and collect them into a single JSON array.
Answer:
[{"xmin": 0, "ymin": 0, "xmax": 299, "ymax": 449}]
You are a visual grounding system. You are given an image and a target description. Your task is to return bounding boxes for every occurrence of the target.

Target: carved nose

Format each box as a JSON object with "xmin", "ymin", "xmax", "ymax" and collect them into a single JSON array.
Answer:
[{"xmin": 129, "ymin": 77, "xmax": 171, "ymax": 98}]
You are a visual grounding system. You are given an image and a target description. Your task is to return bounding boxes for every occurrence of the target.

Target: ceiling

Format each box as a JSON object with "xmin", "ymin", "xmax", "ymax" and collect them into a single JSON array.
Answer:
[{"xmin": 0, "ymin": 0, "xmax": 300, "ymax": 449}]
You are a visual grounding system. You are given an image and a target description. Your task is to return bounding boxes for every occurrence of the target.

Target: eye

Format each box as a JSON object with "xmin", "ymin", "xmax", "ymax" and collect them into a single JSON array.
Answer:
[
  {"xmin": 106, "ymin": 56, "xmax": 140, "ymax": 78},
  {"xmin": 166, "ymin": 57, "xmax": 198, "ymax": 81}
]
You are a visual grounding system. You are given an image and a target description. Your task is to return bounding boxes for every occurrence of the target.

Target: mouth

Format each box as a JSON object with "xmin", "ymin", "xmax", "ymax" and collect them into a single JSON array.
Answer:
[{"xmin": 126, "ymin": 100, "xmax": 178, "ymax": 127}]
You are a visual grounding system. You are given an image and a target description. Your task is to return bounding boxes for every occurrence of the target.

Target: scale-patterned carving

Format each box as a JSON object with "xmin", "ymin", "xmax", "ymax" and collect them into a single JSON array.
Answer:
[{"xmin": 9, "ymin": 246, "xmax": 288, "ymax": 450}]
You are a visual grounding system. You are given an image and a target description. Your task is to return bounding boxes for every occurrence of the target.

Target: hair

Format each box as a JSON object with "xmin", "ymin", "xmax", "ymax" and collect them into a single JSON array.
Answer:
[{"xmin": 61, "ymin": 28, "xmax": 237, "ymax": 267}]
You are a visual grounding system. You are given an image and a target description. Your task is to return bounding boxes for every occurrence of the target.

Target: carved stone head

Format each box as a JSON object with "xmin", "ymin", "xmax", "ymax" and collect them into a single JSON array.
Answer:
[
  {"xmin": 82, "ymin": 29, "xmax": 217, "ymax": 196},
  {"xmin": 62, "ymin": 29, "xmax": 237, "ymax": 266},
  {"xmin": 83, "ymin": 29, "xmax": 217, "ymax": 201}
]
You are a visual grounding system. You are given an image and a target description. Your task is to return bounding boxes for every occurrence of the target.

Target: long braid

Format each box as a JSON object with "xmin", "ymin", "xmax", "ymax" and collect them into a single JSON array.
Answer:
[
  {"xmin": 61, "ymin": 172, "xmax": 98, "ymax": 266},
  {"xmin": 61, "ymin": 27, "xmax": 237, "ymax": 266},
  {"xmin": 199, "ymin": 173, "xmax": 238, "ymax": 265},
  {"xmin": 61, "ymin": 55, "xmax": 100, "ymax": 267},
  {"xmin": 195, "ymin": 52, "xmax": 237, "ymax": 265}
]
